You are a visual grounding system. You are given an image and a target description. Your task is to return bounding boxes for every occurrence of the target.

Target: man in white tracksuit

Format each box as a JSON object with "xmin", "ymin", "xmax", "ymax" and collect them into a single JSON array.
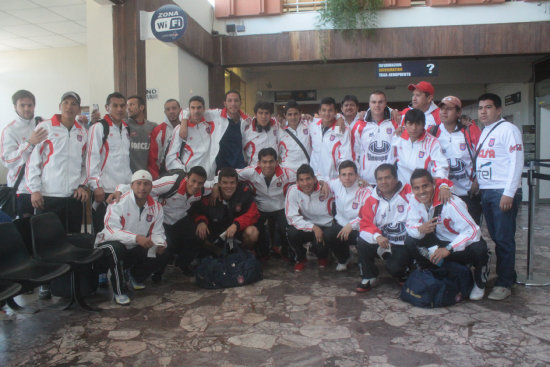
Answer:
[
  {"xmin": 242, "ymin": 101, "xmax": 280, "ymax": 167},
  {"xmin": 148, "ymin": 98, "xmax": 182, "ymax": 179},
  {"xmin": 95, "ymin": 170, "xmax": 167, "ymax": 306},
  {"xmin": 278, "ymin": 100, "xmax": 311, "ymax": 171}
]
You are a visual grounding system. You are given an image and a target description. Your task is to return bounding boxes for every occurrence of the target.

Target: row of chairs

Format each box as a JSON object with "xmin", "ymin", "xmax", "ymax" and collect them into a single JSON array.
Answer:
[{"xmin": 0, "ymin": 212, "xmax": 104, "ymax": 312}]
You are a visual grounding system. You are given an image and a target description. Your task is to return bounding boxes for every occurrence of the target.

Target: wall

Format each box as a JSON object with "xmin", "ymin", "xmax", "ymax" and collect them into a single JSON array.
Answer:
[
  {"xmin": 213, "ymin": 2, "xmax": 550, "ymax": 35},
  {"xmin": 178, "ymin": 46, "xmax": 210, "ymax": 108},
  {"xmin": 174, "ymin": 0, "xmax": 214, "ymax": 33}
]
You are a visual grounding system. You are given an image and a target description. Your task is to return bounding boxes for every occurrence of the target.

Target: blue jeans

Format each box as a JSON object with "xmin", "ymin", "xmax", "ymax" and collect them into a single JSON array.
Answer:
[{"xmin": 480, "ymin": 188, "xmax": 522, "ymax": 288}]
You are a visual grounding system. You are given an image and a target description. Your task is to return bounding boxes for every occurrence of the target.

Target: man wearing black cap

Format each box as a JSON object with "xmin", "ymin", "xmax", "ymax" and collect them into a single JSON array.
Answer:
[{"xmin": 26, "ymin": 91, "xmax": 89, "ymax": 232}]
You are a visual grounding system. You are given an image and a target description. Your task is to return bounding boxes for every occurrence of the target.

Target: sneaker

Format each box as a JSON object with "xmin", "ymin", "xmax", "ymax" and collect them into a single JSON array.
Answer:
[
  {"xmin": 318, "ymin": 258, "xmax": 328, "ymax": 269},
  {"xmin": 151, "ymin": 272, "xmax": 162, "ymax": 283},
  {"xmin": 113, "ymin": 293, "xmax": 131, "ymax": 305},
  {"xmin": 98, "ymin": 273, "xmax": 108, "ymax": 288},
  {"xmin": 469, "ymin": 284, "xmax": 485, "ymax": 301},
  {"xmin": 335, "ymin": 263, "xmax": 348, "ymax": 272},
  {"xmin": 488, "ymin": 286, "xmax": 511, "ymax": 301},
  {"xmin": 128, "ymin": 274, "xmax": 146, "ymax": 291},
  {"xmin": 355, "ymin": 278, "xmax": 376, "ymax": 293},
  {"xmin": 38, "ymin": 285, "xmax": 51, "ymax": 300},
  {"xmin": 294, "ymin": 260, "xmax": 307, "ymax": 273}
]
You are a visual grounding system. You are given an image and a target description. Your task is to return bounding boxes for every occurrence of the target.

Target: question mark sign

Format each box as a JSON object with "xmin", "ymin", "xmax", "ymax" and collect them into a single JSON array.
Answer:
[{"xmin": 426, "ymin": 63, "xmax": 435, "ymax": 74}]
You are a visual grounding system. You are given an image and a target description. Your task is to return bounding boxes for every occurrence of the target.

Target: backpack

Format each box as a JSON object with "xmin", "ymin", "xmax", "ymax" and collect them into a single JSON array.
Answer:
[
  {"xmin": 195, "ymin": 239, "xmax": 263, "ymax": 289},
  {"xmin": 96, "ymin": 119, "xmax": 131, "ymax": 146},
  {"xmin": 400, "ymin": 261, "xmax": 473, "ymax": 308},
  {"xmin": 158, "ymin": 170, "xmax": 187, "ymax": 200}
]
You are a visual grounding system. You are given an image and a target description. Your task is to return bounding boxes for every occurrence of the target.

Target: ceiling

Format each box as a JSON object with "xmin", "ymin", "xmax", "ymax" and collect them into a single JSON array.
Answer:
[{"xmin": 0, "ymin": 0, "xmax": 87, "ymax": 52}]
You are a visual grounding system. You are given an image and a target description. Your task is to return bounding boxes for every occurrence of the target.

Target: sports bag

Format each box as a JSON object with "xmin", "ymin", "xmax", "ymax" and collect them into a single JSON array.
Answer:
[
  {"xmin": 195, "ymin": 239, "xmax": 263, "ymax": 289},
  {"xmin": 400, "ymin": 261, "xmax": 472, "ymax": 308}
]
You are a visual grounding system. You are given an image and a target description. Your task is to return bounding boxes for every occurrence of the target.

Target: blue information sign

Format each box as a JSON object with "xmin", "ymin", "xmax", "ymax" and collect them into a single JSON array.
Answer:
[
  {"xmin": 377, "ymin": 61, "xmax": 439, "ymax": 78},
  {"xmin": 151, "ymin": 4, "xmax": 187, "ymax": 42}
]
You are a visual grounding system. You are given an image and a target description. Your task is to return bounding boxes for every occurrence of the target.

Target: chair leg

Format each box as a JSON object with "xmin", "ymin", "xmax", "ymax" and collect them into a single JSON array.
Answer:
[{"xmin": 72, "ymin": 271, "xmax": 100, "ymax": 312}]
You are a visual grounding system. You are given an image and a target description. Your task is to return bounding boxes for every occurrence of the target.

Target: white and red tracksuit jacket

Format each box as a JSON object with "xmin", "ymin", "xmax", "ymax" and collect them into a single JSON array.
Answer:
[
  {"xmin": 116, "ymin": 174, "xmax": 213, "ymax": 226},
  {"xmin": 236, "ymin": 165, "xmax": 295, "ymax": 212},
  {"xmin": 406, "ymin": 189, "xmax": 480, "ymax": 252},
  {"xmin": 432, "ymin": 123, "xmax": 481, "ymax": 196},
  {"xmin": 309, "ymin": 119, "xmax": 352, "ymax": 179},
  {"xmin": 285, "ymin": 183, "xmax": 334, "ymax": 231},
  {"xmin": 164, "ymin": 117, "xmax": 216, "ymax": 180},
  {"xmin": 345, "ymin": 112, "xmax": 362, "ymax": 132},
  {"xmin": 327, "ymin": 178, "xmax": 371, "ymax": 229},
  {"xmin": 86, "ymin": 115, "xmax": 132, "ymax": 193},
  {"xmin": 25, "ymin": 115, "xmax": 87, "ymax": 197},
  {"xmin": 351, "ymin": 110, "xmax": 398, "ymax": 185},
  {"xmin": 400, "ymin": 102, "xmax": 441, "ymax": 130},
  {"xmin": 0, "ymin": 115, "xmax": 36, "ymax": 190},
  {"xmin": 94, "ymin": 191, "xmax": 167, "ymax": 251},
  {"xmin": 391, "ymin": 130, "xmax": 449, "ymax": 185},
  {"xmin": 242, "ymin": 118, "xmax": 280, "ymax": 166},
  {"xmin": 277, "ymin": 120, "xmax": 312, "ymax": 171},
  {"xmin": 358, "ymin": 183, "xmax": 411, "ymax": 245},
  {"xmin": 148, "ymin": 121, "xmax": 176, "ymax": 179},
  {"xmin": 476, "ymin": 119, "xmax": 524, "ymax": 197}
]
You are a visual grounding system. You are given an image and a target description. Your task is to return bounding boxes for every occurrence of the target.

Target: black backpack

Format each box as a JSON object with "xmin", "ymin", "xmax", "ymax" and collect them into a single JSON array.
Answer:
[
  {"xmin": 158, "ymin": 170, "xmax": 188, "ymax": 200},
  {"xmin": 195, "ymin": 239, "xmax": 263, "ymax": 289}
]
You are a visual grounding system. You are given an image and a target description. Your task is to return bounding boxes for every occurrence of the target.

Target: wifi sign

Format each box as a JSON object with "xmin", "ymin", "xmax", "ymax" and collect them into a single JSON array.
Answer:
[{"xmin": 151, "ymin": 4, "xmax": 187, "ymax": 42}]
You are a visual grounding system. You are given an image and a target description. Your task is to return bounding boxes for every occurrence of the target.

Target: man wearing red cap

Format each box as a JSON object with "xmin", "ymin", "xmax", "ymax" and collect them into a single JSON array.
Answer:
[
  {"xmin": 430, "ymin": 96, "xmax": 483, "ymax": 224},
  {"xmin": 398, "ymin": 81, "xmax": 440, "ymax": 130}
]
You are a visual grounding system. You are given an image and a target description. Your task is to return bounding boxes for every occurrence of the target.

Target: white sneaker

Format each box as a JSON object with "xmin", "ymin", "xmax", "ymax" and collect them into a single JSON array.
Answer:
[
  {"xmin": 469, "ymin": 284, "xmax": 485, "ymax": 301},
  {"xmin": 113, "ymin": 293, "xmax": 131, "ymax": 305},
  {"xmin": 129, "ymin": 274, "xmax": 146, "ymax": 291},
  {"xmin": 335, "ymin": 263, "xmax": 347, "ymax": 272},
  {"xmin": 488, "ymin": 286, "xmax": 511, "ymax": 301}
]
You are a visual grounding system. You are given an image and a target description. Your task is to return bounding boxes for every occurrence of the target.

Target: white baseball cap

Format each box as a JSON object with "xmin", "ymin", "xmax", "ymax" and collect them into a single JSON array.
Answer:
[{"xmin": 131, "ymin": 170, "xmax": 152, "ymax": 183}]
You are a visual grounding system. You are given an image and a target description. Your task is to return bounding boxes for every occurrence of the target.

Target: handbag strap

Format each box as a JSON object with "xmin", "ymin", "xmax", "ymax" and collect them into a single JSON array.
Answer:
[
  {"xmin": 14, "ymin": 164, "xmax": 26, "ymax": 190},
  {"xmin": 284, "ymin": 128, "xmax": 310, "ymax": 162},
  {"xmin": 475, "ymin": 120, "xmax": 504, "ymax": 159}
]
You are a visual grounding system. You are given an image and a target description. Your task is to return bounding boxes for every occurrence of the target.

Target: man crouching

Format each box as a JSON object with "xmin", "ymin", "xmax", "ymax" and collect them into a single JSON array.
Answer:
[{"xmin": 95, "ymin": 170, "xmax": 168, "ymax": 305}]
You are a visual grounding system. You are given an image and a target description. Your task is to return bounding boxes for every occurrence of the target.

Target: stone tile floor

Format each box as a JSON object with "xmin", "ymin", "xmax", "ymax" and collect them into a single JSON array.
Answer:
[{"xmin": 2, "ymin": 204, "xmax": 550, "ymax": 367}]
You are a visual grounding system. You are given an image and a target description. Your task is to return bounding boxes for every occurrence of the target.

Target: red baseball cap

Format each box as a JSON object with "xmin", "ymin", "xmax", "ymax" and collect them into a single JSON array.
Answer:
[
  {"xmin": 408, "ymin": 81, "xmax": 434, "ymax": 96},
  {"xmin": 438, "ymin": 96, "xmax": 462, "ymax": 109}
]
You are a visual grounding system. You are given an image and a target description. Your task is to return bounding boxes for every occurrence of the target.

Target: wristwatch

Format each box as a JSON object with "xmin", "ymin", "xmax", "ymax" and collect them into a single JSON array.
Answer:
[{"xmin": 446, "ymin": 244, "xmax": 454, "ymax": 253}]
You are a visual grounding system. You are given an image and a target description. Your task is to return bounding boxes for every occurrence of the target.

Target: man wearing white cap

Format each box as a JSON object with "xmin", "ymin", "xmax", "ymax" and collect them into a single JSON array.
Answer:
[{"xmin": 94, "ymin": 170, "xmax": 167, "ymax": 305}]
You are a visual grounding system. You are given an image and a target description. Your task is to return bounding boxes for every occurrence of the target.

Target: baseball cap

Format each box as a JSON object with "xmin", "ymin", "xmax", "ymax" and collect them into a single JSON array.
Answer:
[
  {"xmin": 61, "ymin": 91, "xmax": 81, "ymax": 105},
  {"xmin": 438, "ymin": 96, "xmax": 462, "ymax": 109},
  {"xmin": 408, "ymin": 81, "xmax": 434, "ymax": 96},
  {"xmin": 131, "ymin": 170, "xmax": 153, "ymax": 183}
]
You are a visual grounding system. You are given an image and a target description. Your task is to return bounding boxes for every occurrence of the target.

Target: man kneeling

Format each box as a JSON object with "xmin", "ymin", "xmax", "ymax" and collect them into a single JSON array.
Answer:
[
  {"xmin": 95, "ymin": 170, "xmax": 167, "ymax": 305},
  {"xmin": 405, "ymin": 169, "xmax": 489, "ymax": 301}
]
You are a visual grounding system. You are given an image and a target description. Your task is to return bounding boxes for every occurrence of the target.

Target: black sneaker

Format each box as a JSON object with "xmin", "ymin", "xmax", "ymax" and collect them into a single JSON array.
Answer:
[
  {"xmin": 151, "ymin": 272, "xmax": 162, "ymax": 283},
  {"xmin": 355, "ymin": 278, "xmax": 376, "ymax": 293}
]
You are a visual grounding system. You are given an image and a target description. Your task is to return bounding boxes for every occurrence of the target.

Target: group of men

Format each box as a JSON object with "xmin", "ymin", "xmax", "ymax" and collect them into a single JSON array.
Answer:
[{"xmin": 0, "ymin": 80, "xmax": 524, "ymax": 305}]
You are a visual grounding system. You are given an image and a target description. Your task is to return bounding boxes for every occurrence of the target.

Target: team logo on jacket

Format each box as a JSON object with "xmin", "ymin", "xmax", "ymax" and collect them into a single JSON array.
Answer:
[
  {"xmin": 386, "ymin": 128, "xmax": 393, "ymax": 135},
  {"xmin": 460, "ymin": 143, "xmax": 466, "ymax": 151},
  {"xmin": 130, "ymin": 131, "xmax": 137, "ymax": 137},
  {"xmin": 330, "ymin": 135, "xmax": 335, "ymax": 141},
  {"xmin": 146, "ymin": 214, "xmax": 153, "ymax": 222},
  {"xmin": 488, "ymin": 138, "xmax": 495, "ymax": 147},
  {"xmin": 418, "ymin": 151, "xmax": 425, "ymax": 158},
  {"xmin": 277, "ymin": 182, "xmax": 282, "ymax": 187},
  {"xmin": 205, "ymin": 126, "xmax": 211, "ymax": 134},
  {"xmin": 397, "ymin": 205, "xmax": 404, "ymax": 213},
  {"xmin": 352, "ymin": 202, "xmax": 358, "ymax": 209},
  {"xmin": 77, "ymin": 135, "xmax": 82, "ymax": 142},
  {"xmin": 303, "ymin": 128, "xmax": 308, "ymax": 135},
  {"xmin": 235, "ymin": 204, "xmax": 242, "ymax": 212}
]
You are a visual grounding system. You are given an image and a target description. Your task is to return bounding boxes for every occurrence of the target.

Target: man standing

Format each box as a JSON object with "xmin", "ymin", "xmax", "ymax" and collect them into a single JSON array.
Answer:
[
  {"xmin": 0, "ymin": 90, "xmax": 47, "ymax": 218},
  {"xmin": 398, "ymin": 81, "xmax": 440, "ymax": 129},
  {"xmin": 355, "ymin": 164, "xmax": 412, "ymax": 292},
  {"xmin": 405, "ymin": 169, "xmax": 490, "ymax": 301},
  {"xmin": 432, "ymin": 96, "xmax": 482, "ymax": 223},
  {"xmin": 95, "ymin": 170, "xmax": 167, "ymax": 305},
  {"xmin": 351, "ymin": 90, "xmax": 397, "ymax": 186},
  {"xmin": 148, "ymin": 99, "xmax": 181, "ymax": 179},
  {"xmin": 165, "ymin": 96, "xmax": 216, "ymax": 179},
  {"xmin": 242, "ymin": 101, "xmax": 280, "ymax": 167},
  {"xmin": 126, "ymin": 95, "xmax": 156, "ymax": 173},
  {"xmin": 278, "ymin": 100, "xmax": 311, "ymax": 171},
  {"xmin": 475, "ymin": 93, "xmax": 523, "ymax": 301},
  {"xmin": 237, "ymin": 148, "xmax": 295, "ymax": 257},
  {"xmin": 26, "ymin": 92, "xmax": 88, "ymax": 233},
  {"xmin": 86, "ymin": 92, "xmax": 132, "ymax": 233},
  {"xmin": 285, "ymin": 164, "xmax": 333, "ymax": 272},
  {"xmin": 391, "ymin": 109, "xmax": 449, "ymax": 185},
  {"xmin": 309, "ymin": 97, "xmax": 352, "ymax": 179},
  {"xmin": 341, "ymin": 95, "xmax": 362, "ymax": 131}
]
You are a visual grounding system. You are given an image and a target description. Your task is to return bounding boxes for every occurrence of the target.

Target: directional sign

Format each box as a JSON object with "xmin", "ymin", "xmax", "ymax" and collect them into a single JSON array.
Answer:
[
  {"xmin": 151, "ymin": 4, "xmax": 187, "ymax": 42},
  {"xmin": 377, "ymin": 61, "xmax": 439, "ymax": 78}
]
